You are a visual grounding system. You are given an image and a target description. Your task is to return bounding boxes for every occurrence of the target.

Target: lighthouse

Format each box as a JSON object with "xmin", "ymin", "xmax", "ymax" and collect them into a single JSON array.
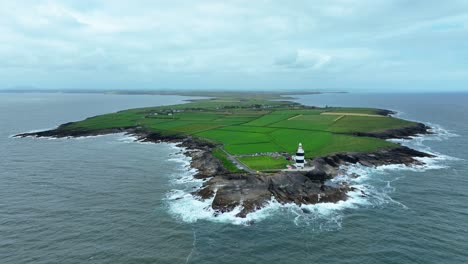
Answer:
[{"xmin": 294, "ymin": 143, "xmax": 305, "ymax": 168}]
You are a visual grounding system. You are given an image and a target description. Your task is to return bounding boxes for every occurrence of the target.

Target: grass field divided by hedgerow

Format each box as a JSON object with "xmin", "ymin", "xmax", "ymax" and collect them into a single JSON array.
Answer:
[
  {"xmin": 224, "ymin": 142, "xmax": 284, "ymax": 155},
  {"xmin": 217, "ymin": 125, "xmax": 278, "ymax": 133},
  {"xmin": 57, "ymin": 96, "xmax": 416, "ymax": 170},
  {"xmin": 195, "ymin": 129, "xmax": 273, "ymax": 145},
  {"xmin": 243, "ymin": 114, "xmax": 296, "ymax": 126},
  {"xmin": 268, "ymin": 115, "xmax": 337, "ymax": 131},
  {"xmin": 65, "ymin": 111, "xmax": 142, "ymax": 130},
  {"xmin": 238, "ymin": 156, "xmax": 291, "ymax": 171},
  {"xmin": 170, "ymin": 123, "xmax": 222, "ymax": 134},
  {"xmin": 174, "ymin": 112, "xmax": 225, "ymax": 121},
  {"xmin": 311, "ymin": 134, "xmax": 397, "ymax": 157},
  {"xmin": 211, "ymin": 148, "xmax": 244, "ymax": 173},
  {"xmin": 268, "ymin": 109, "xmax": 324, "ymax": 115},
  {"xmin": 140, "ymin": 119, "xmax": 197, "ymax": 132},
  {"xmin": 328, "ymin": 115, "xmax": 414, "ymax": 133},
  {"xmin": 269, "ymin": 129, "xmax": 333, "ymax": 157},
  {"xmin": 325, "ymin": 107, "xmax": 381, "ymax": 115}
]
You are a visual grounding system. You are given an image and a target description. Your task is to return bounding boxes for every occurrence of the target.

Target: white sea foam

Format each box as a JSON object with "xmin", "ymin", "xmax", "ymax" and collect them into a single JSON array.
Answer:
[
  {"xmin": 166, "ymin": 184, "xmax": 381, "ymax": 228},
  {"xmin": 14, "ymin": 135, "xmax": 62, "ymax": 140},
  {"xmin": 72, "ymin": 134, "xmax": 109, "ymax": 140},
  {"xmin": 165, "ymin": 152, "xmax": 386, "ymax": 227},
  {"xmin": 163, "ymin": 144, "xmax": 372, "ymax": 227},
  {"xmin": 22, "ymin": 127, "xmax": 56, "ymax": 134},
  {"xmin": 115, "ymin": 134, "xmax": 139, "ymax": 143},
  {"xmin": 165, "ymin": 120, "xmax": 459, "ymax": 227},
  {"xmin": 18, "ymin": 120, "xmax": 458, "ymax": 227},
  {"xmin": 168, "ymin": 192, "xmax": 282, "ymax": 225},
  {"xmin": 389, "ymin": 128, "xmax": 459, "ymax": 151},
  {"xmin": 9, "ymin": 127, "xmax": 58, "ymax": 138},
  {"xmin": 388, "ymin": 122, "xmax": 462, "ymax": 164},
  {"xmin": 167, "ymin": 142, "xmax": 184, "ymax": 151}
]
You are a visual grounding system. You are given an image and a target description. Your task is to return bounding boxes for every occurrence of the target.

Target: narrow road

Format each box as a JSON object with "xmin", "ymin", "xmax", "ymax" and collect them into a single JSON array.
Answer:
[{"xmin": 220, "ymin": 148, "xmax": 255, "ymax": 173}]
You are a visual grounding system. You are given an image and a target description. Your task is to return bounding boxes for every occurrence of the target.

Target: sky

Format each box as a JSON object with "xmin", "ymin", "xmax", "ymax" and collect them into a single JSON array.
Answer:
[{"xmin": 1, "ymin": 0, "xmax": 468, "ymax": 92}]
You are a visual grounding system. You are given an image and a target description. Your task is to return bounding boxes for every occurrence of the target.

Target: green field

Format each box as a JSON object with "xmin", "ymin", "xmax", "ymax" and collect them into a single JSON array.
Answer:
[
  {"xmin": 328, "ymin": 116, "xmax": 414, "ymax": 133},
  {"xmin": 269, "ymin": 115, "xmax": 337, "ymax": 131},
  {"xmin": 238, "ymin": 156, "xmax": 291, "ymax": 171},
  {"xmin": 325, "ymin": 107, "xmax": 382, "ymax": 115},
  {"xmin": 224, "ymin": 142, "xmax": 283, "ymax": 155},
  {"xmin": 59, "ymin": 95, "xmax": 415, "ymax": 171},
  {"xmin": 211, "ymin": 148, "xmax": 244, "ymax": 173},
  {"xmin": 243, "ymin": 114, "xmax": 295, "ymax": 126}
]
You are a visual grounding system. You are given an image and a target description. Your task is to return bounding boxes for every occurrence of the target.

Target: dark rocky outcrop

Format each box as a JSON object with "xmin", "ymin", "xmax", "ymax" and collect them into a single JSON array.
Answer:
[
  {"xmin": 14, "ymin": 116, "xmax": 434, "ymax": 218},
  {"xmin": 188, "ymin": 149, "xmax": 227, "ymax": 178},
  {"xmin": 15, "ymin": 127, "xmax": 136, "ymax": 138},
  {"xmin": 191, "ymin": 146, "xmax": 433, "ymax": 217},
  {"xmin": 353, "ymin": 123, "xmax": 430, "ymax": 139},
  {"xmin": 375, "ymin": 109, "xmax": 396, "ymax": 116}
]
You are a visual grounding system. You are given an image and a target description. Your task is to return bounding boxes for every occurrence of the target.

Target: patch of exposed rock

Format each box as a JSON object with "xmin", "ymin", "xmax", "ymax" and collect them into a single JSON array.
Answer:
[
  {"xmin": 14, "ymin": 120, "xmax": 435, "ymax": 219},
  {"xmin": 192, "ymin": 146, "xmax": 433, "ymax": 217},
  {"xmin": 353, "ymin": 123, "xmax": 430, "ymax": 139},
  {"xmin": 15, "ymin": 126, "xmax": 136, "ymax": 138}
]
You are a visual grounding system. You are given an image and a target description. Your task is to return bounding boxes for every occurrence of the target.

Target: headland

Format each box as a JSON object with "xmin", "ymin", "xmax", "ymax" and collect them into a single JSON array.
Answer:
[{"xmin": 15, "ymin": 92, "xmax": 433, "ymax": 217}]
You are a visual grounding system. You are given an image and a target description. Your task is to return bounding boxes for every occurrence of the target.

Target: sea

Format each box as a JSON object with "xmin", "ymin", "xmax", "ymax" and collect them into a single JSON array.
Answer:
[{"xmin": 0, "ymin": 92, "xmax": 467, "ymax": 264}]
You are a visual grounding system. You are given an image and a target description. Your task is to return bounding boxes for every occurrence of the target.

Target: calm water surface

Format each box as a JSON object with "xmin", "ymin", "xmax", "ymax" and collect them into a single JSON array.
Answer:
[{"xmin": 1, "ymin": 92, "xmax": 467, "ymax": 263}]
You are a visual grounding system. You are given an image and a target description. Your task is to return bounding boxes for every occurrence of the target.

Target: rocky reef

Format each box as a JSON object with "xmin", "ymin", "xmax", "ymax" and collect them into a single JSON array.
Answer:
[
  {"xmin": 353, "ymin": 123, "xmax": 431, "ymax": 139},
  {"xmin": 190, "ymin": 145, "xmax": 432, "ymax": 217},
  {"xmin": 15, "ymin": 122, "xmax": 433, "ymax": 218}
]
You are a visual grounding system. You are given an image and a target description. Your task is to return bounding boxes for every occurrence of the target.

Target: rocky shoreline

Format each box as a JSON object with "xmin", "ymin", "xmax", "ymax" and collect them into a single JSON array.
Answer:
[{"xmin": 15, "ymin": 122, "xmax": 433, "ymax": 218}]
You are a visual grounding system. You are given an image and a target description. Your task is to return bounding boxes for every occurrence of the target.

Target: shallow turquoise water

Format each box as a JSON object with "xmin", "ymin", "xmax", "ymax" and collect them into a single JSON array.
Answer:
[{"xmin": 0, "ymin": 92, "xmax": 467, "ymax": 263}]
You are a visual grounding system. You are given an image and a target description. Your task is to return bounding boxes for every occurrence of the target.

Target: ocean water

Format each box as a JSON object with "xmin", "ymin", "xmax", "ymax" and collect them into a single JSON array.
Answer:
[{"xmin": 1, "ymin": 92, "xmax": 467, "ymax": 263}]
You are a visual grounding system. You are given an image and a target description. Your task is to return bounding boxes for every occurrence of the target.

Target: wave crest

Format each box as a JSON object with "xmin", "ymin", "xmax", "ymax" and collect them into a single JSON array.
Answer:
[{"xmin": 165, "ymin": 120, "xmax": 458, "ymax": 227}]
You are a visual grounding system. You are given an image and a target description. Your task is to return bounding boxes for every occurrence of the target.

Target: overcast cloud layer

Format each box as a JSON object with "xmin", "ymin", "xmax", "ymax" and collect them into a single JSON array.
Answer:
[{"xmin": 1, "ymin": 0, "xmax": 468, "ymax": 92}]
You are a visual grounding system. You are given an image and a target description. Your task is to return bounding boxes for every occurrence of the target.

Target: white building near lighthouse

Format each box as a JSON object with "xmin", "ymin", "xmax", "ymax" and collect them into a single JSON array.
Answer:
[{"xmin": 294, "ymin": 143, "xmax": 305, "ymax": 168}]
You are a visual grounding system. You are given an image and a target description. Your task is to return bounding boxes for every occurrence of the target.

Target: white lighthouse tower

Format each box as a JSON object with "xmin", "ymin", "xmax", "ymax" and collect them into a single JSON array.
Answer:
[{"xmin": 294, "ymin": 143, "xmax": 305, "ymax": 168}]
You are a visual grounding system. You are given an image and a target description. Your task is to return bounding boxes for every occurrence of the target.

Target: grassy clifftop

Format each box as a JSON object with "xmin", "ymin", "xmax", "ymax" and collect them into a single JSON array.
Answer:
[{"xmin": 59, "ymin": 95, "xmax": 418, "ymax": 171}]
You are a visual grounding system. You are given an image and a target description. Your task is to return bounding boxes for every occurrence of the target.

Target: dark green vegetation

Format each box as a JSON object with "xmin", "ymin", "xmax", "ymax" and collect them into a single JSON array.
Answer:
[
  {"xmin": 59, "ymin": 94, "xmax": 416, "ymax": 171},
  {"xmin": 211, "ymin": 148, "xmax": 244, "ymax": 173}
]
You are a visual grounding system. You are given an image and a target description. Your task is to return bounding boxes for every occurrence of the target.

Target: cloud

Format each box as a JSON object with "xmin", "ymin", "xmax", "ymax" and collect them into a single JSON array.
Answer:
[
  {"xmin": 0, "ymin": 0, "xmax": 468, "ymax": 91},
  {"xmin": 274, "ymin": 49, "xmax": 332, "ymax": 70}
]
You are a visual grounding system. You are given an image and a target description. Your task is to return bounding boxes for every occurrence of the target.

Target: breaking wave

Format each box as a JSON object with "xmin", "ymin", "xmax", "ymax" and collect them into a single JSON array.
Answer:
[
  {"xmin": 388, "ymin": 123, "xmax": 461, "ymax": 163},
  {"xmin": 9, "ymin": 127, "xmax": 57, "ymax": 138},
  {"xmin": 165, "ymin": 121, "xmax": 459, "ymax": 228},
  {"xmin": 16, "ymin": 124, "xmax": 458, "ymax": 228}
]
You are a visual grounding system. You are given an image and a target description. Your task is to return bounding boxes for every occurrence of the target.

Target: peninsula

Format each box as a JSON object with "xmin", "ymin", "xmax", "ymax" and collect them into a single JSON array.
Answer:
[{"xmin": 16, "ymin": 93, "xmax": 433, "ymax": 217}]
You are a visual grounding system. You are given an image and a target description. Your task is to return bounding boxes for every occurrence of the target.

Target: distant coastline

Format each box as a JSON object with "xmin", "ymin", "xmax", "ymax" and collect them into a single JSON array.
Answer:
[{"xmin": 0, "ymin": 88, "xmax": 348, "ymax": 97}]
